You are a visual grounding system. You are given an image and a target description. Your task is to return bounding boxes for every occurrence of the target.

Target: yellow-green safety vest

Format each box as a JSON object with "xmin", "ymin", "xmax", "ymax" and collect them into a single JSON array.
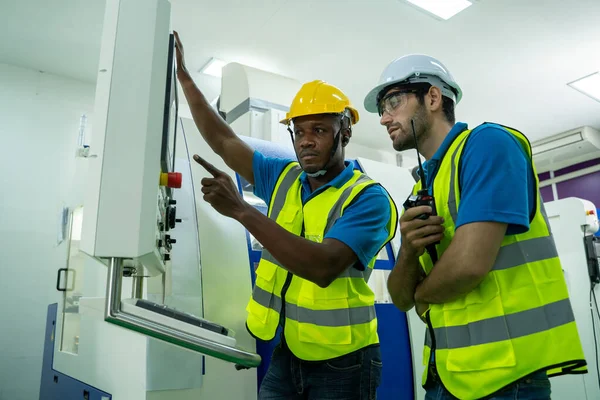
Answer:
[
  {"xmin": 412, "ymin": 123, "xmax": 587, "ymax": 399},
  {"xmin": 246, "ymin": 161, "xmax": 398, "ymax": 361}
]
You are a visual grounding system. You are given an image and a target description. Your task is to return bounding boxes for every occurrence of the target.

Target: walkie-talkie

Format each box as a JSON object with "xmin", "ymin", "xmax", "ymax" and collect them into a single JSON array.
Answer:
[{"xmin": 402, "ymin": 119, "xmax": 440, "ymax": 263}]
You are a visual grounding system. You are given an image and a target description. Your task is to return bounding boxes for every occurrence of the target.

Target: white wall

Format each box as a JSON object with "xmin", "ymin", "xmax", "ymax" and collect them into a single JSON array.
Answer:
[
  {"xmin": 345, "ymin": 142, "xmax": 396, "ymax": 165},
  {"xmin": 0, "ymin": 63, "xmax": 95, "ymax": 400},
  {"xmin": 346, "ymin": 141, "xmax": 420, "ymax": 169}
]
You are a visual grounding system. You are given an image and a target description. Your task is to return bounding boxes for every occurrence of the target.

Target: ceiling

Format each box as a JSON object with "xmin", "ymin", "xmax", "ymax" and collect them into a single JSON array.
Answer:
[{"xmin": 1, "ymin": 0, "xmax": 600, "ymax": 151}]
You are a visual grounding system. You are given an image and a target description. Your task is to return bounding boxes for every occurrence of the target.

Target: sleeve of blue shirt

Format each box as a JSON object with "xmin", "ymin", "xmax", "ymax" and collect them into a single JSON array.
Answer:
[
  {"xmin": 456, "ymin": 124, "xmax": 536, "ymax": 235},
  {"xmin": 252, "ymin": 150, "xmax": 295, "ymax": 205},
  {"xmin": 325, "ymin": 185, "xmax": 394, "ymax": 270}
]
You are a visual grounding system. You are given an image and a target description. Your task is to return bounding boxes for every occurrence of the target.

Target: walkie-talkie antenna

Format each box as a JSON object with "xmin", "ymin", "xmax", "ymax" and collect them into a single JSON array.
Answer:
[{"xmin": 411, "ymin": 119, "xmax": 426, "ymax": 184}]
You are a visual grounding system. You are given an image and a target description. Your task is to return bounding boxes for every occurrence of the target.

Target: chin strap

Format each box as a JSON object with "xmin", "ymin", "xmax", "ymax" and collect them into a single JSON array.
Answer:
[{"xmin": 287, "ymin": 119, "xmax": 344, "ymax": 178}]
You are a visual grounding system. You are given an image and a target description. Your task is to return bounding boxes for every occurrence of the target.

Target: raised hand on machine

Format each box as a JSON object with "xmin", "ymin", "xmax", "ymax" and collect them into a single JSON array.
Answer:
[{"xmin": 173, "ymin": 30, "xmax": 189, "ymax": 78}]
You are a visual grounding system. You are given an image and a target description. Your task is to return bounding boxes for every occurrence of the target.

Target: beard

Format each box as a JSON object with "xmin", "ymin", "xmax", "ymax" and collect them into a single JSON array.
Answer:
[{"xmin": 392, "ymin": 105, "xmax": 430, "ymax": 152}]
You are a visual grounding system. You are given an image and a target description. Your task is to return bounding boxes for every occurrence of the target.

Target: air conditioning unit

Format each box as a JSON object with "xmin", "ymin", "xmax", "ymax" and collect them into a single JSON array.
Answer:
[{"xmin": 532, "ymin": 126, "xmax": 600, "ymax": 173}]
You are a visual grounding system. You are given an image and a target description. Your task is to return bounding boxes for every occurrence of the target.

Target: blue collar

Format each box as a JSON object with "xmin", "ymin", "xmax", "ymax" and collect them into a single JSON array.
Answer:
[
  {"xmin": 421, "ymin": 122, "xmax": 469, "ymax": 189},
  {"xmin": 299, "ymin": 161, "xmax": 356, "ymax": 202},
  {"xmin": 429, "ymin": 122, "xmax": 469, "ymax": 163}
]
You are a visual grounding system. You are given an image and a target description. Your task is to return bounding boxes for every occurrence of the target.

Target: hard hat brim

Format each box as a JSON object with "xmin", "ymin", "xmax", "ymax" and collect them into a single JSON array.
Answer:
[
  {"xmin": 279, "ymin": 108, "xmax": 359, "ymax": 126},
  {"xmin": 364, "ymin": 82, "xmax": 391, "ymax": 114}
]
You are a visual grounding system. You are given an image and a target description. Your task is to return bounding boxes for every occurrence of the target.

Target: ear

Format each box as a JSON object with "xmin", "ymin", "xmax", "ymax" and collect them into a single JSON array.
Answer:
[
  {"xmin": 427, "ymin": 86, "xmax": 443, "ymax": 112},
  {"xmin": 341, "ymin": 128, "xmax": 351, "ymax": 147}
]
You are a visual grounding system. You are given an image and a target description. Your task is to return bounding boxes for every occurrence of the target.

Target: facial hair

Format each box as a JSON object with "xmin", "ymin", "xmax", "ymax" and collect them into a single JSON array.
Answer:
[{"xmin": 393, "ymin": 104, "xmax": 430, "ymax": 153}]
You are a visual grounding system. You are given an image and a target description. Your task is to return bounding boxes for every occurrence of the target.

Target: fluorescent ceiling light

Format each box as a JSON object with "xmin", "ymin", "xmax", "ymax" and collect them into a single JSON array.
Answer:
[
  {"xmin": 199, "ymin": 57, "xmax": 228, "ymax": 78},
  {"xmin": 406, "ymin": 0, "xmax": 472, "ymax": 20},
  {"xmin": 568, "ymin": 72, "xmax": 600, "ymax": 103}
]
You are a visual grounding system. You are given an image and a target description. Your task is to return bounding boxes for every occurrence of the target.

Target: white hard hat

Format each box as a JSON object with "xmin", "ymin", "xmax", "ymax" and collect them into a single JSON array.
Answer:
[{"xmin": 364, "ymin": 54, "xmax": 462, "ymax": 113}]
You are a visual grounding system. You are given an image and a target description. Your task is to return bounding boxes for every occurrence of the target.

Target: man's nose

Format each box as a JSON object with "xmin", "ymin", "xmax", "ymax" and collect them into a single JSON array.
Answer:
[
  {"xmin": 380, "ymin": 112, "xmax": 392, "ymax": 126},
  {"xmin": 299, "ymin": 135, "xmax": 316, "ymax": 148}
]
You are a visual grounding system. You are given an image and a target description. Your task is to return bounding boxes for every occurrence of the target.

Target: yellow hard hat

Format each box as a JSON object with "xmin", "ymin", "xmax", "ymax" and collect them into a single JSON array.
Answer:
[{"xmin": 280, "ymin": 80, "xmax": 360, "ymax": 126}]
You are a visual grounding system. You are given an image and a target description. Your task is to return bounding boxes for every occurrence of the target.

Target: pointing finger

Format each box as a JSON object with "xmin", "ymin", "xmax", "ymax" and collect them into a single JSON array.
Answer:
[{"xmin": 193, "ymin": 155, "xmax": 222, "ymax": 177}]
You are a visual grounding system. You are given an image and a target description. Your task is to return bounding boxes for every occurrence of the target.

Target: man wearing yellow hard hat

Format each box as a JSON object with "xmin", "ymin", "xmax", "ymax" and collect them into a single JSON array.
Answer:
[{"xmin": 174, "ymin": 32, "xmax": 397, "ymax": 399}]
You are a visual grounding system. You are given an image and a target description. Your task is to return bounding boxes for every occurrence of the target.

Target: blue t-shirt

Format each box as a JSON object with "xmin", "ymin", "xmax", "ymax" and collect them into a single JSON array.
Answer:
[
  {"xmin": 422, "ymin": 122, "xmax": 535, "ymax": 235},
  {"xmin": 252, "ymin": 151, "xmax": 393, "ymax": 270}
]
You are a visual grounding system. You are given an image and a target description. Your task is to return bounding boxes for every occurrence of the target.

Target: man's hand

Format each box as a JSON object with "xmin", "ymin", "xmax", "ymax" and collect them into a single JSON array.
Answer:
[
  {"xmin": 399, "ymin": 206, "xmax": 445, "ymax": 259},
  {"xmin": 386, "ymin": 206, "xmax": 442, "ymax": 312},
  {"xmin": 194, "ymin": 155, "xmax": 249, "ymax": 220},
  {"xmin": 415, "ymin": 301, "xmax": 429, "ymax": 323},
  {"xmin": 173, "ymin": 31, "xmax": 190, "ymax": 79}
]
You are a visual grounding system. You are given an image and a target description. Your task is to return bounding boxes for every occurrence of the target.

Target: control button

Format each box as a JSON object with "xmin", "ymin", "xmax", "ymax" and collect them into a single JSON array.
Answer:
[
  {"xmin": 165, "ymin": 235, "xmax": 177, "ymax": 245},
  {"xmin": 159, "ymin": 172, "xmax": 182, "ymax": 189},
  {"xmin": 167, "ymin": 207, "xmax": 177, "ymax": 229}
]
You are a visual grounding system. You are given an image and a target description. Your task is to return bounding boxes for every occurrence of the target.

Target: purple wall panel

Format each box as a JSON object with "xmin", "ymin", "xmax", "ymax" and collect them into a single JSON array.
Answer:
[
  {"xmin": 556, "ymin": 170, "xmax": 600, "ymax": 207},
  {"xmin": 538, "ymin": 171, "xmax": 551, "ymax": 181},
  {"xmin": 540, "ymin": 186, "xmax": 554, "ymax": 203},
  {"xmin": 554, "ymin": 158, "xmax": 600, "ymax": 177}
]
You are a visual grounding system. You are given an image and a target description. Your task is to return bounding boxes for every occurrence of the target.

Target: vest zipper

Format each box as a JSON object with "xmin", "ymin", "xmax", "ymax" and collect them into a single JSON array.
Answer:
[
  {"xmin": 425, "ymin": 310, "xmax": 451, "ymax": 393},
  {"xmin": 278, "ymin": 272, "xmax": 293, "ymax": 330},
  {"xmin": 278, "ymin": 223, "xmax": 304, "ymax": 333}
]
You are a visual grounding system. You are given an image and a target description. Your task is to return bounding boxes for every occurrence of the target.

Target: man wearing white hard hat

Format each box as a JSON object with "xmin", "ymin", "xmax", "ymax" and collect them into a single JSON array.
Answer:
[{"xmin": 364, "ymin": 55, "xmax": 587, "ymax": 399}]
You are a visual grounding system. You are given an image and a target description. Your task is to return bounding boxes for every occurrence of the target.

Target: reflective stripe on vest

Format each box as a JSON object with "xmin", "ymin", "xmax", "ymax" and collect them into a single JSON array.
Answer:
[
  {"xmin": 252, "ymin": 285, "xmax": 376, "ymax": 327},
  {"xmin": 270, "ymin": 164, "xmax": 303, "ymax": 220},
  {"xmin": 424, "ymin": 297, "xmax": 575, "ymax": 349}
]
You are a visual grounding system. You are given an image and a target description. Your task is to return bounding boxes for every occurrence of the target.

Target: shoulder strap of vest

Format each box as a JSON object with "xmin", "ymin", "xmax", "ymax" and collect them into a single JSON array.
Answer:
[
  {"xmin": 481, "ymin": 122, "xmax": 533, "ymax": 158},
  {"xmin": 323, "ymin": 172, "xmax": 374, "ymax": 235},
  {"xmin": 268, "ymin": 162, "xmax": 302, "ymax": 220}
]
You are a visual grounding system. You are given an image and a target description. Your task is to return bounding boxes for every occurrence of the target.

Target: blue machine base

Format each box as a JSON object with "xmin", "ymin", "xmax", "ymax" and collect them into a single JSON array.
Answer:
[
  {"xmin": 39, "ymin": 303, "xmax": 112, "ymax": 400},
  {"xmin": 375, "ymin": 303, "xmax": 415, "ymax": 399}
]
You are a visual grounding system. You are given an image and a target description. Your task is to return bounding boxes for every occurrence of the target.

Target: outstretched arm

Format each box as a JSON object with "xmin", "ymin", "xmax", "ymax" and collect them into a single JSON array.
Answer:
[{"xmin": 174, "ymin": 31, "xmax": 255, "ymax": 184}]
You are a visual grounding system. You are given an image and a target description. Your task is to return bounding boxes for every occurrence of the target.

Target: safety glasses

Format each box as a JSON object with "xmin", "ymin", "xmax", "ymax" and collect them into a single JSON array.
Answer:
[{"xmin": 377, "ymin": 89, "xmax": 419, "ymax": 117}]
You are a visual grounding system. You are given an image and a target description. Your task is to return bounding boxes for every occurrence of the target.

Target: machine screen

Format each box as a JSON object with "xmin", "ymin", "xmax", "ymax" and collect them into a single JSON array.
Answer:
[{"xmin": 161, "ymin": 33, "xmax": 178, "ymax": 179}]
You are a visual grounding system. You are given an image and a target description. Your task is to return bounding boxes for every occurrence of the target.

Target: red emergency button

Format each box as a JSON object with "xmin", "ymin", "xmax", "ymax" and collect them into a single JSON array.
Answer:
[{"xmin": 160, "ymin": 172, "xmax": 182, "ymax": 188}]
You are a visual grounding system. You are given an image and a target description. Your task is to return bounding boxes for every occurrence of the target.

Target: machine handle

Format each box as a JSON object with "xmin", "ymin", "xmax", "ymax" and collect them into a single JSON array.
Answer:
[{"xmin": 56, "ymin": 268, "xmax": 68, "ymax": 292}]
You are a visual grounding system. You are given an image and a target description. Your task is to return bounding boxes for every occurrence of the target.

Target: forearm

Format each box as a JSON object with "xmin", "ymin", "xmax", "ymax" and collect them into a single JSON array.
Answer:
[
  {"xmin": 387, "ymin": 250, "xmax": 424, "ymax": 312},
  {"xmin": 414, "ymin": 247, "xmax": 485, "ymax": 304},
  {"xmin": 238, "ymin": 206, "xmax": 339, "ymax": 287},
  {"xmin": 178, "ymin": 72, "xmax": 237, "ymax": 156}
]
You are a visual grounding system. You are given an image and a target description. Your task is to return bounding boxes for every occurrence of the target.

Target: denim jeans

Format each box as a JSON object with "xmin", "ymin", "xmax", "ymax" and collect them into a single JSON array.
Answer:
[
  {"xmin": 424, "ymin": 370, "xmax": 551, "ymax": 400},
  {"xmin": 258, "ymin": 342, "xmax": 383, "ymax": 400}
]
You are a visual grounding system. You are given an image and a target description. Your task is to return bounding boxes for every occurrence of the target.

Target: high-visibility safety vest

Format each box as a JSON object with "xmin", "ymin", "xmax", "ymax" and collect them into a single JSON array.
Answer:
[
  {"xmin": 413, "ymin": 123, "xmax": 587, "ymax": 399},
  {"xmin": 246, "ymin": 161, "xmax": 398, "ymax": 361}
]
